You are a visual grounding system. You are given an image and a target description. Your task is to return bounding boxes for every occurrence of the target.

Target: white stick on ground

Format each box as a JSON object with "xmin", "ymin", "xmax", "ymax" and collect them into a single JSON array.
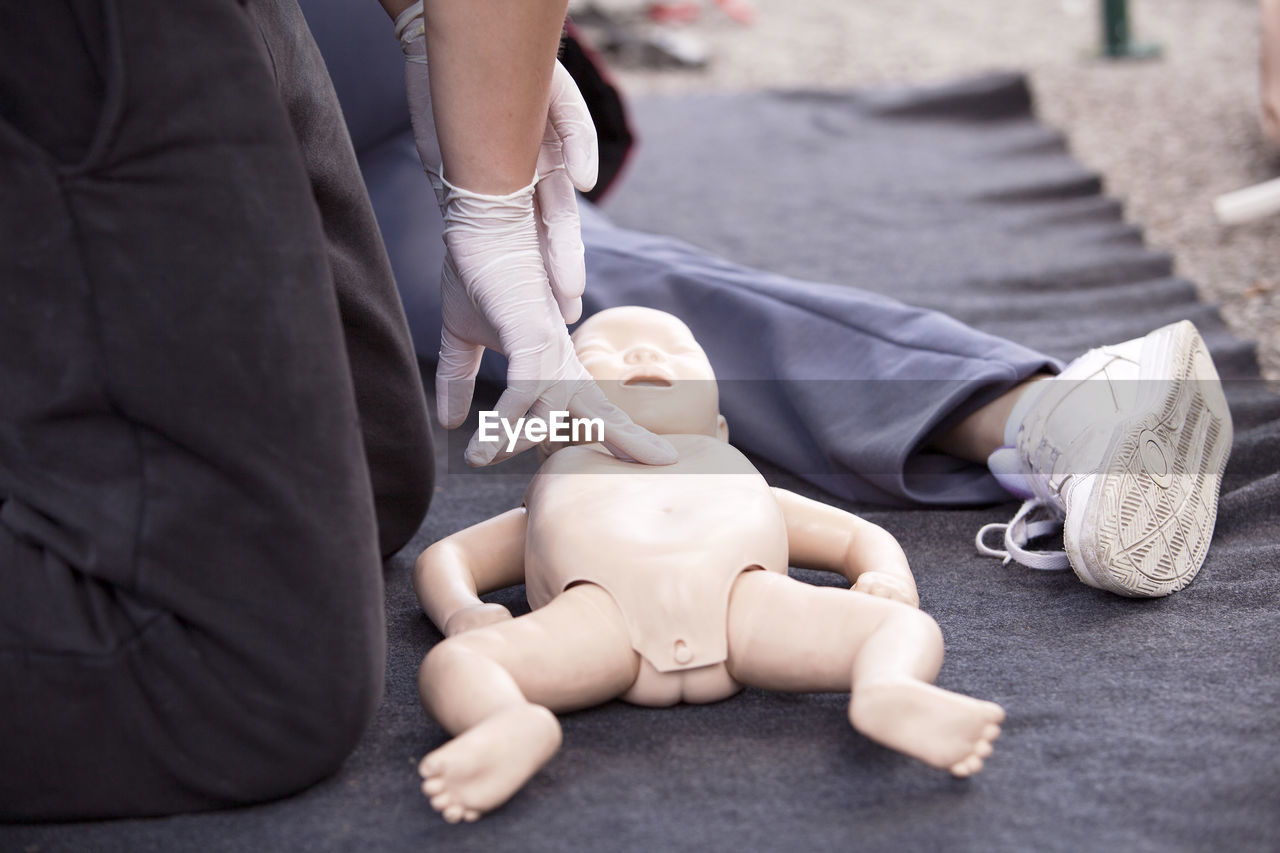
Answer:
[{"xmin": 1213, "ymin": 176, "xmax": 1280, "ymax": 224}]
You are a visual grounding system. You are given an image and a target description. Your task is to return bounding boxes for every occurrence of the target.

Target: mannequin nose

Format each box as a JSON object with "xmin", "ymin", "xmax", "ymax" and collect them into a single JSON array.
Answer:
[{"xmin": 623, "ymin": 346, "xmax": 665, "ymax": 365}]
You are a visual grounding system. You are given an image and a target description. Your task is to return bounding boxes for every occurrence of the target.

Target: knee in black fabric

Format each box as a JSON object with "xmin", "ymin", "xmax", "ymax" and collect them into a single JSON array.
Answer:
[
  {"xmin": 0, "ymin": 596, "xmax": 383, "ymax": 819},
  {"xmin": 371, "ymin": 445, "xmax": 435, "ymax": 558},
  {"xmin": 151, "ymin": 546, "xmax": 388, "ymax": 810},
  {"xmin": 0, "ymin": 507, "xmax": 384, "ymax": 819},
  {"xmin": 187, "ymin": 635, "xmax": 384, "ymax": 810},
  {"xmin": 0, "ymin": 614, "xmax": 384, "ymax": 821}
]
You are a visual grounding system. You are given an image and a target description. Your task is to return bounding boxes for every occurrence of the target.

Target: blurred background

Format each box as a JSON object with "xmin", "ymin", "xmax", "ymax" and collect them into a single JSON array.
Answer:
[{"xmin": 570, "ymin": 0, "xmax": 1280, "ymax": 381}]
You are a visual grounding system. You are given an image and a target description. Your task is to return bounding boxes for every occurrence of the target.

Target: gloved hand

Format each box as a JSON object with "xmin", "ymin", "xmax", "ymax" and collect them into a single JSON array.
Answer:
[
  {"xmin": 396, "ymin": 1, "xmax": 595, "ymax": 323},
  {"xmin": 394, "ymin": 3, "xmax": 677, "ymax": 467},
  {"xmin": 435, "ymin": 179, "xmax": 679, "ymax": 467}
]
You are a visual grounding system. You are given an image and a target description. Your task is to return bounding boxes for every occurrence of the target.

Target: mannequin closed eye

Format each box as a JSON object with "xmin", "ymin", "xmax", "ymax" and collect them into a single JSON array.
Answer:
[
  {"xmin": 570, "ymin": 306, "xmax": 723, "ymax": 436},
  {"xmin": 572, "ymin": 307, "xmax": 712, "ymax": 379}
]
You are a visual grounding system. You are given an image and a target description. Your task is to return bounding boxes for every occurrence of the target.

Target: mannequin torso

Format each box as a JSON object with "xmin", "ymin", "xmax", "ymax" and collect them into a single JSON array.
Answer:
[{"xmin": 524, "ymin": 434, "xmax": 789, "ymax": 705}]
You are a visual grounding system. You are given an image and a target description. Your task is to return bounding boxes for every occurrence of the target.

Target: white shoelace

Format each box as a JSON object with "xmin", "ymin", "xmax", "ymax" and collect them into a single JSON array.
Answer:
[{"xmin": 975, "ymin": 498, "xmax": 1072, "ymax": 571}]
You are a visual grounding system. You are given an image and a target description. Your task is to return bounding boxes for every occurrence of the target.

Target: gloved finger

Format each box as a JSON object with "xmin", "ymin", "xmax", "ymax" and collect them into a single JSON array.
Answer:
[
  {"xmin": 534, "ymin": 170, "xmax": 586, "ymax": 324},
  {"xmin": 568, "ymin": 380, "xmax": 678, "ymax": 466},
  {"xmin": 435, "ymin": 326, "xmax": 484, "ymax": 429},
  {"xmin": 548, "ymin": 61, "xmax": 599, "ymax": 192},
  {"xmin": 465, "ymin": 381, "xmax": 540, "ymax": 467},
  {"xmin": 477, "ymin": 398, "xmax": 556, "ymax": 466}
]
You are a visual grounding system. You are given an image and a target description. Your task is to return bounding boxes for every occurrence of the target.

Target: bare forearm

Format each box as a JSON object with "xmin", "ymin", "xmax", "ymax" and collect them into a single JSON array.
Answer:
[
  {"xmin": 774, "ymin": 488, "xmax": 860, "ymax": 581},
  {"xmin": 422, "ymin": 0, "xmax": 567, "ymax": 193},
  {"xmin": 412, "ymin": 508, "xmax": 528, "ymax": 630},
  {"xmin": 773, "ymin": 488, "xmax": 915, "ymax": 587},
  {"xmin": 841, "ymin": 521, "xmax": 913, "ymax": 586},
  {"xmin": 377, "ymin": 0, "xmax": 415, "ymax": 19},
  {"xmin": 414, "ymin": 541, "xmax": 485, "ymax": 630}
]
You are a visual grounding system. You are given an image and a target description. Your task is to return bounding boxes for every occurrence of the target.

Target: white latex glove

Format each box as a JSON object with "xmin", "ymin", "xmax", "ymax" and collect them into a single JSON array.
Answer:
[
  {"xmin": 394, "ymin": 3, "xmax": 677, "ymax": 467},
  {"xmin": 435, "ymin": 179, "xmax": 678, "ymax": 466},
  {"xmin": 397, "ymin": 2, "xmax": 595, "ymax": 322}
]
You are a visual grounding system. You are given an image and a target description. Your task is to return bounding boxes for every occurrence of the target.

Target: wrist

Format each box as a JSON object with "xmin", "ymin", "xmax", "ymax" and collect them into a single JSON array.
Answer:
[
  {"xmin": 437, "ymin": 170, "xmax": 539, "ymax": 203},
  {"xmin": 396, "ymin": 7, "xmax": 427, "ymax": 61}
]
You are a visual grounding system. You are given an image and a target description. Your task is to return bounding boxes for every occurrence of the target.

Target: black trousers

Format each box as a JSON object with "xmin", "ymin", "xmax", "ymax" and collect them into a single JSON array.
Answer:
[{"xmin": 0, "ymin": 0, "xmax": 433, "ymax": 820}]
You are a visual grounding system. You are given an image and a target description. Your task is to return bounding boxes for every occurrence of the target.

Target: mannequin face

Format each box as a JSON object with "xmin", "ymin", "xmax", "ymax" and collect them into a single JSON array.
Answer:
[{"xmin": 573, "ymin": 307, "xmax": 725, "ymax": 439}]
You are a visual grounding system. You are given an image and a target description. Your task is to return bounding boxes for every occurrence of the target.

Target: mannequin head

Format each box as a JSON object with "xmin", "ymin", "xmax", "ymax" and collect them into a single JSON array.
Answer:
[{"xmin": 573, "ymin": 307, "xmax": 728, "ymax": 441}]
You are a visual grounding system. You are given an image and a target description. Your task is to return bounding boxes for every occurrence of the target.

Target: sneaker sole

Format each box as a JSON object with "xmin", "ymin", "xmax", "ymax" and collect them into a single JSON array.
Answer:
[{"xmin": 1063, "ymin": 321, "xmax": 1234, "ymax": 597}]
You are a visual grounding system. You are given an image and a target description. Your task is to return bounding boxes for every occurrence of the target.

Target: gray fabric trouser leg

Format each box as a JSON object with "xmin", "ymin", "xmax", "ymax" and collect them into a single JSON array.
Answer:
[
  {"xmin": 396, "ymin": 197, "xmax": 1058, "ymax": 505},
  {"xmin": 0, "ymin": 0, "xmax": 432, "ymax": 820},
  {"xmin": 575, "ymin": 204, "xmax": 1060, "ymax": 505}
]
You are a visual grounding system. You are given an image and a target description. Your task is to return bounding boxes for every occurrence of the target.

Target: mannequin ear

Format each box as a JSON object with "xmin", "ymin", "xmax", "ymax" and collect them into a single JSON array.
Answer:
[{"xmin": 716, "ymin": 415, "xmax": 729, "ymax": 443}]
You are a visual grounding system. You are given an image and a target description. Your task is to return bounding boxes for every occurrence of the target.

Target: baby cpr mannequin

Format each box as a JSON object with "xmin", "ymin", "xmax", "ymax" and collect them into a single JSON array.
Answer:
[{"xmin": 413, "ymin": 306, "xmax": 1004, "ymax": 823}]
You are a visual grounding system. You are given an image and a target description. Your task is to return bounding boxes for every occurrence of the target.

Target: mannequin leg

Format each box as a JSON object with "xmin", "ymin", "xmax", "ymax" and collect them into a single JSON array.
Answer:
[
  {"xmin": 417, "ymin": 583, "xmax": 641, "ymax": 821},
  {"xmin": 724, "ymin": 571, "xmax": 1003, "ymax": 776}
]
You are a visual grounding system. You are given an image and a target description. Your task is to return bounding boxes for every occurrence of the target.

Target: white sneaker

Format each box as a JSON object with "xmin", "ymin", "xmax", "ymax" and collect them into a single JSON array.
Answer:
[{"xmin": 977, "ymin": 321, "xmax": 1234, "ymax": 597}]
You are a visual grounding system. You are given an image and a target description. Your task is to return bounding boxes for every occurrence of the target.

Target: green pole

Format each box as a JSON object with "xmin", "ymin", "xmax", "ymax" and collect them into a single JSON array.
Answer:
[
  {"xmin": 1102, "ymin": 0, "xmax": 1129, "ymax": 56},
  {"xmin": 1099, "ymin": 0, "xmax": 1160, "ymax": 60}
]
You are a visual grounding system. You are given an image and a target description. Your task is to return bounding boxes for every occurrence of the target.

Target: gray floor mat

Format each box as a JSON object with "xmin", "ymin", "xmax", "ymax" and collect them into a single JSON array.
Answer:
[{"xmin": 6, "ymin": 74, "xmax": 1279, "ymax": 853}]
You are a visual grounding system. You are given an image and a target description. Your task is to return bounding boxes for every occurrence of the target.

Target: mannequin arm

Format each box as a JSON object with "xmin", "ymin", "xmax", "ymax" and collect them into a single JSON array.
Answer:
[
  {"xmin": 771, "ymin": 488, "xmax": 919, "ymax": 608},
  {"xmin": 413, "ymin": 507, "xmax": 528, "ymax": 635}
]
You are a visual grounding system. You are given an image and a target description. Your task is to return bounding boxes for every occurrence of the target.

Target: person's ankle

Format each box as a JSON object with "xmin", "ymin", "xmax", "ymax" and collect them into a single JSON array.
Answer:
[{"xmin": 932, "ymin": 375, "xmax": 1052, "ymax": 464}]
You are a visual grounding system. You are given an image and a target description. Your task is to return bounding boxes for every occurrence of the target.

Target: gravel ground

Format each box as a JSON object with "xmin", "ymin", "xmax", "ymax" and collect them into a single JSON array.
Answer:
[{"xmin": 573, "ymin": 0, "xmax": 1280, "ymax": 380}]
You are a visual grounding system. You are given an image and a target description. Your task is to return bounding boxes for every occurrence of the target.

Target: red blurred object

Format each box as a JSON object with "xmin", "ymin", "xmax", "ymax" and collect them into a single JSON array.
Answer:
[
  {"xmin": 713, "ymin": 0, "xmax": 755, "ymax": 26},
  {"xmin": 644, "ymin": 0, "xmax": 755, "ymax": 26},
  {"xmin": 646, "ymin": 2, "xmax": 701, "ymax": 24}
]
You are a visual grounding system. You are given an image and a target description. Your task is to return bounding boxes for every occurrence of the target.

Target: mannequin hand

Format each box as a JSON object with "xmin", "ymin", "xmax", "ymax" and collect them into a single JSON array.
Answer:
[
  {"xmin": 853, "ymin": 572, "xmax": 919, "ymax": 608},
  {"xmin": 436, "ymin": 179, "xmax": 677, "ymax": 466},
  {"xmin": 442, "ymin": 602, "xmax": 513, "ymax": 637},
  {"xmin": 397, "ymin": 3, "xmax": 597, "ymax": 322}
]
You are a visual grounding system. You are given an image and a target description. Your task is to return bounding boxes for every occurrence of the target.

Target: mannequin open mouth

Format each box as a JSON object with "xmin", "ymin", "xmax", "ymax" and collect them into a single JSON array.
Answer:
[{"xmin": 622, "ymin": 375, "xmax": 673, "ymax": 388}]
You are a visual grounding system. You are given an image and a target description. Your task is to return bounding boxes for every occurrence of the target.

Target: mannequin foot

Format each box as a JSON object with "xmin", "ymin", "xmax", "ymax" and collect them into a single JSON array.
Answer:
[
  {"xmin": 419, "ymin": 703, "xmax": 562, "ymax": 822},
  {"xmin": 848, "ymin": 679, "xmax": 1004, "ymax": 777}
]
